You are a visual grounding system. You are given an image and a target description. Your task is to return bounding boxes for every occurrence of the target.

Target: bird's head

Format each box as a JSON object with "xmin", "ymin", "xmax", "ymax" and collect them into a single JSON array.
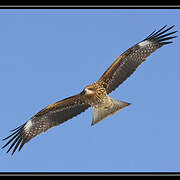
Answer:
[
  {"xmin": 81, "ymin": 85, "xmax": 96, "ymax": 96},
  {"xmin": 84, "ymin": 86, "xmax": 96, "ymax": 96}
]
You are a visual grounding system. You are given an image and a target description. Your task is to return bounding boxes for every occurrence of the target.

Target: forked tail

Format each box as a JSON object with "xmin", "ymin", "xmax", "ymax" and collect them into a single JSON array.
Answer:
[{"xmin": 91, "ymin": 98, "xmax": 131, "ymax": 126}]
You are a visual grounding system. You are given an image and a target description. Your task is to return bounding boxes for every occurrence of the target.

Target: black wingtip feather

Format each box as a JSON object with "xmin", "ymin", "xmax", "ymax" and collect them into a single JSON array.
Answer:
[
  {"xmin": 10, "ymin": 124, "xmax": 25, "ymax": 132},
  {"xmin": 145, "ymin": 25, "xmax": 178, "ymax": 45},
  {"xmin": 147, "ymin": 25, "xmax": 167, "ymax": 39},
  {"xmin": 2, "ymin": 124, "xmax": 25, "ymax": 155}
]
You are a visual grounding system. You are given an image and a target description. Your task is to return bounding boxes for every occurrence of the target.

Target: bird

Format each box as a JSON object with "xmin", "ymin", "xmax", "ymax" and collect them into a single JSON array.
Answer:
[{"xmin": 2, "ymin": 25, "xmax": 177, "ymax": 155}]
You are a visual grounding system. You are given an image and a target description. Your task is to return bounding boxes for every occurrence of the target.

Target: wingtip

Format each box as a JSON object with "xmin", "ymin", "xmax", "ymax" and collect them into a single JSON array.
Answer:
[
  {"xmin": 1, "ymin": 145, "xmax": 5, "ymax": 149},
  {"xmin": 170, "ymin": 24, "xmax": 175, "ymax": 28},
  {"xmin": 146, "ymin": 25, "xmax": 178, "ymax": 45}
]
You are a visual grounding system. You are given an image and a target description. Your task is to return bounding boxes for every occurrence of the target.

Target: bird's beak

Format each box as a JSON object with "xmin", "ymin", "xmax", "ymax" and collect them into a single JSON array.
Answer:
[{"xmin": 80, "ymin": 89, "xmax": 86, "ymax": 95}]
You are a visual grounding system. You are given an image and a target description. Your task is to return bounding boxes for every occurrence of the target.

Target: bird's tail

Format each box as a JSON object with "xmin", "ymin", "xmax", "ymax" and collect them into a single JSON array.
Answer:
[{"xmin": 91, "ymin": 98, "xmax": 131, "ymax": 126}]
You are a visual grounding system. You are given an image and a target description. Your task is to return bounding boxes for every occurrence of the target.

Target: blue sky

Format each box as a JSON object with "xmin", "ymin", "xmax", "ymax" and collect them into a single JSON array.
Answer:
[{"xmin": 0, "ymin": 9, "xmax": 180, "ymax": 172}]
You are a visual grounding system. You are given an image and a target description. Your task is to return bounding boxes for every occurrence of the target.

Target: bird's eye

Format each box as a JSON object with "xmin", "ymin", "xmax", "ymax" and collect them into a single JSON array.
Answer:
[{"xmin": 87, "ymin": 88, "xmax": 94, "ymax": 91}]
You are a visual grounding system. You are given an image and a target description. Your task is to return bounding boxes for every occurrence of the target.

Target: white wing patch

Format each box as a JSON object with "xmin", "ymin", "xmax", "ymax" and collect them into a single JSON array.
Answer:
[
  {"xmin": 24, "ymin": 120, "xmax": 33, "ymax": 132},
  {"xmin": 138, "ymin": 40, "xmax": 151, "ymax": 47}
]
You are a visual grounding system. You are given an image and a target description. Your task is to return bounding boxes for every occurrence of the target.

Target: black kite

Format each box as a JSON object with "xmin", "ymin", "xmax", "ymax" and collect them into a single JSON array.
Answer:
[{"xmin": 2, "ymin": 25, "xmax": 177, "ymax": 155}]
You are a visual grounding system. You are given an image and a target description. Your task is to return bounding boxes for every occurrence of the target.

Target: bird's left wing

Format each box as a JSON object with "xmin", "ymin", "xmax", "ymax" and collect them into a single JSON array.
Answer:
[
  {"xmin": 97, "ymin": 25, "xmax": 177, "ymax": 94},
  {"xmin": 2, "ymin": 94, "xmax": 90, "ymax": 155}
]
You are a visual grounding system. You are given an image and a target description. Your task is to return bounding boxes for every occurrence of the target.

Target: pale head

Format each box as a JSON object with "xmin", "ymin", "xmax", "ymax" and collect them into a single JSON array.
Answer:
[{"xmin": 84, "ymin": 85, "xmax": 96, "ymax": 96}]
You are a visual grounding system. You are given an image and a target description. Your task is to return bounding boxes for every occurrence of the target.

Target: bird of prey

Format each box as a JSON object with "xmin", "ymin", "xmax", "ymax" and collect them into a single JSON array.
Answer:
[{"xmin": 2, "ymin": 25, "xmax": 177, "ymax": 155}]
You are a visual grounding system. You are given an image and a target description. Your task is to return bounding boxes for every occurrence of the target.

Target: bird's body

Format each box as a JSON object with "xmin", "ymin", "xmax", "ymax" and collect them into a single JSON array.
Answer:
[
  {"xmin": 2, "ymin": 25, "xmax": 177, "ymax": 155},
  {"xmin": 82, "ymin": 83, "xmax": 130, "ymax": 125},
  {"xmin": 83, "ymin": 83, "xmax": 108, "ymax": 106}
]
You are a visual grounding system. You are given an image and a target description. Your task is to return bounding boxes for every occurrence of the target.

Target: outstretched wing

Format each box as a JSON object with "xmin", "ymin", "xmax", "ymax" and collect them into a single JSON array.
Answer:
[
  {"xmin": 98, "ymin": 25, "xmax": 177, "ymax": 94},
  {"xmin": 2, "ymin": 94, "xmax": 90, "ymax": 155}
]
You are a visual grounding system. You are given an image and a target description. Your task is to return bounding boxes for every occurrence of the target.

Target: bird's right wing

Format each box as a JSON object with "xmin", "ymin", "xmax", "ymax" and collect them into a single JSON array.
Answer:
[{"xmin": 2, "ymin": 94, "xmax": 90, "ymax": 155}]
